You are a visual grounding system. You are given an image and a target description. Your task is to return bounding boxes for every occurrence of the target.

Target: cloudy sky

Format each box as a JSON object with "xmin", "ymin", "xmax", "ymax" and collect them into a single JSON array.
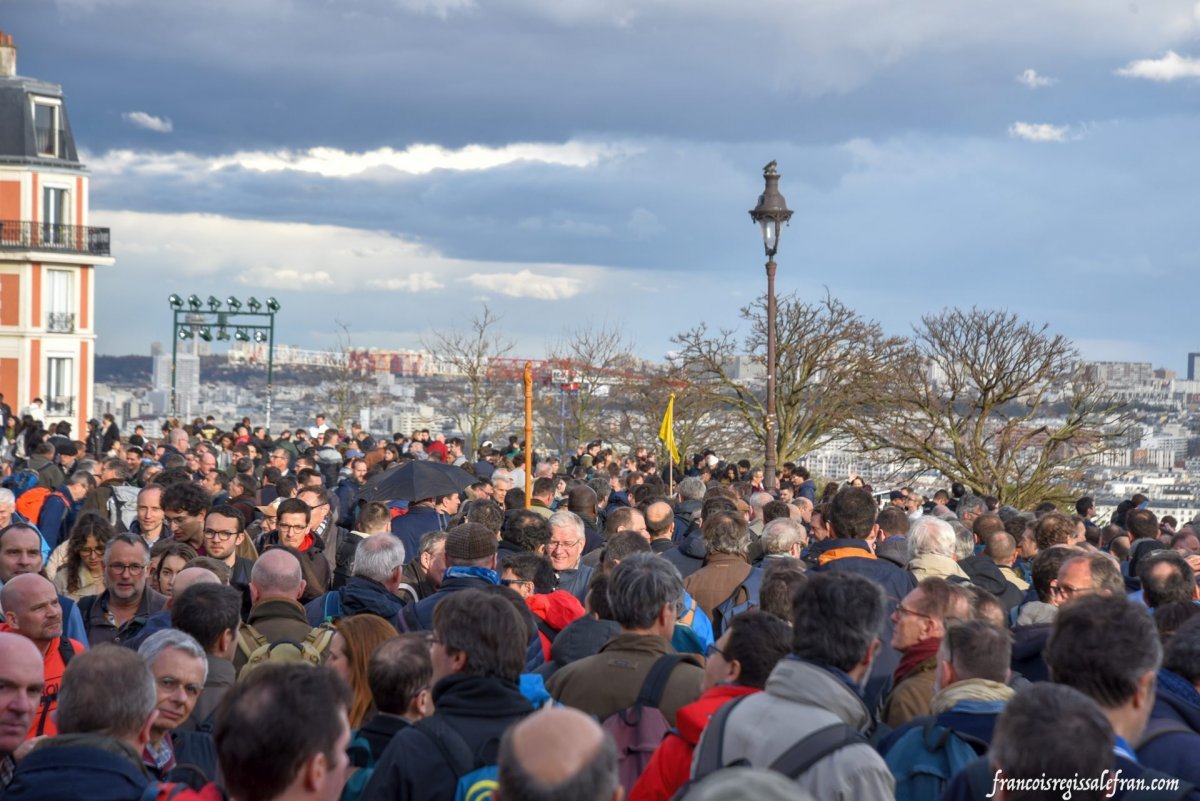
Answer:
[{"xmin": 6, "ymin": 0, "xmax": 1200, "ymax": 368}]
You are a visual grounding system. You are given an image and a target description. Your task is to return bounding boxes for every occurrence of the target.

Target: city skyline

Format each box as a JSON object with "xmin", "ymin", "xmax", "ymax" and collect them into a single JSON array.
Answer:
[{"xmin": 5, "ymin": 2, "xmax": 1200, "ymax": 370}]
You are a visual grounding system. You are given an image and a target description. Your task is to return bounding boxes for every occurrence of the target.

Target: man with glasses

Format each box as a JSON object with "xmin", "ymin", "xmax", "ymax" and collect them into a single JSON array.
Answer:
[
  {"xmin": 269, "ymin": 447, "xmax": 292, "ymax": 477},
  {"xmin": 137, "ymin": 629, "xmax": 216, "ymax": 783},
  {"xmin": 0, "ymin": 573, "xmax": 88, "ymax": 738},
  {"xmin": 547, "ymin": 511, "xmax": 593, "ymax": 603},
  {"xmin": 882, "ymin": 577, "xmax": 972, "ymax": 728},
  {"xmin": 78, "ymin": 533, "xmax": 166, "ymax": 646},
  {"xmin": 299, "ymin": 486, "xmax": 350, "ymax": 587},
  {"xmin": 159, "ymin": 482, "xmax": 210, "ymax": 552},
  {"xmin": 202, "ymin": 505, "xmax": 255, "ymax": 615}
]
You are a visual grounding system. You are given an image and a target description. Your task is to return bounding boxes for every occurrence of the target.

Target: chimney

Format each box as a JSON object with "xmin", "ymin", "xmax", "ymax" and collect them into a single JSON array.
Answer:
[{"xmin": 0, "ymin": 32, "xmax": 15, "ymax": 78}]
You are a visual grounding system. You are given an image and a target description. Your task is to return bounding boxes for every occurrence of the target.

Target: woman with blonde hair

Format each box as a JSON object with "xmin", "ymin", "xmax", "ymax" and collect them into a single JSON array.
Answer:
[{"xmin": 325, "ymin": 614, "xmax": 399, "ymax": 729}]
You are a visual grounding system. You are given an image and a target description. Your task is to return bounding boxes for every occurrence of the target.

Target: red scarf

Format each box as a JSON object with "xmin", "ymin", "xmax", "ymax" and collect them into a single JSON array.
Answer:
[
  {"xmin": 298, "ymin": 532, "xmax": 314, "ymax": 552},
  {"xmin": 894, "ymin": 637, "xmax": 941, "ymax": 685}
]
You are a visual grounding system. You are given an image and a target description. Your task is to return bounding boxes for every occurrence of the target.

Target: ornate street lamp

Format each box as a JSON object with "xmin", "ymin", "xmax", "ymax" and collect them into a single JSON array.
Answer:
[{"xmin": 749, "ymin": 160, "xmax": 793, "ymax": 491}]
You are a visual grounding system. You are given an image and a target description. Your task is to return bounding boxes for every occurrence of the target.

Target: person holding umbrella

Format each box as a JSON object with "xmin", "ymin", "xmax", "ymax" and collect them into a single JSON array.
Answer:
[{"xmin": 357, "ymin": 461, "xmax": 473, "ymax": 564}]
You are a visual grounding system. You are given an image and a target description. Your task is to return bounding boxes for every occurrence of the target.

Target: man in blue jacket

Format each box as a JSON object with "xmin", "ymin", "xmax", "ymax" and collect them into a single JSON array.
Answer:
[
  {"xmin": 390, "ymin": 495, "xmax": 451, "ymax": 563},
  {"xmin": 363, "ymin": 588, "xmax": 534, "ymax": 801},
  {"xmin": 807, "ymin": 486, "xmax": 916, "ymax": 709},
  {"xmin": 4, "ymin": 644, "xmax": 161, "ymax": 801},
  {"xmin": 405, "ymin": 524, "xmax": 500, "ymax": 631}
]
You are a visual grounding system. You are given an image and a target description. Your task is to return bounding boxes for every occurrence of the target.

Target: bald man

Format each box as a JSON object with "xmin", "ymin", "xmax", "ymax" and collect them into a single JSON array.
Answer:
[
  {"xmin": 0, "ymin": 574, "xmax": 88, "ymax": 739},
  {"xmin": 496, "ymin": 707, "xmax": 620, "ymax": 801},
  {"xmin": 0, "ymin": 633, "xmax": 43, "ymax": 779},
  {"xmin": 236, "ymin": 549, "xmax": 311, "ymax": 672},
  {"xmin": 645, "ymin": 501, "xmax": 676, "ymax": 555}
]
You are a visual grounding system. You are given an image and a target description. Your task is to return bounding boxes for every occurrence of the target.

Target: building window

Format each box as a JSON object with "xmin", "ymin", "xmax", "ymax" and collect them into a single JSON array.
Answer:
[
  {"xmin": 33, "ymin": 100, "xmax": 61, "ymax": 157},
  {"xmin": 42, "ymin": 186, "xmax": 68, "ymax": 247},
  {"xmin": 46, "ymin": 269, "xmax": 74, "ymax": 332},
  {"xmin": 46, "ymin": 356, "xmax": 74, "ymax": 415}
]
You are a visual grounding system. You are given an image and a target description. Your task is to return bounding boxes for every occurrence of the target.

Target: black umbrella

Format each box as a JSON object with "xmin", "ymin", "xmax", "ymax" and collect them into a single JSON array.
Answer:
[{"xmin": 358, "ymin": 460, "xmax": 475, "ymax": 503}]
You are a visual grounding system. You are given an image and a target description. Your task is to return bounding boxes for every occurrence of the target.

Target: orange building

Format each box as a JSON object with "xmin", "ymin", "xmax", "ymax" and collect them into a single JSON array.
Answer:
[{"xmin": 0, "ymin": 31, "xmax": 112, "ymax": 433}]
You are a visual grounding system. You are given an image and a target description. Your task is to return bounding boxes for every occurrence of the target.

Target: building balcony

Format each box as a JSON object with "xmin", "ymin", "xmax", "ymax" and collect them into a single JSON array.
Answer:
[
  {"xmin": 0, "ymin": 220, "xmax": 110, "ymax": 257},
  {"xmin": 47, "ymin": 312, "xmax": 75, "ymax": 333}
]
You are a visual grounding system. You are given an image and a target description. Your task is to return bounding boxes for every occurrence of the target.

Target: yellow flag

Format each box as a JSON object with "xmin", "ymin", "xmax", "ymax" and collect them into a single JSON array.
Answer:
[{"xmin": 658, "ymin": 393, "xmax": 680, "ymax": 465}]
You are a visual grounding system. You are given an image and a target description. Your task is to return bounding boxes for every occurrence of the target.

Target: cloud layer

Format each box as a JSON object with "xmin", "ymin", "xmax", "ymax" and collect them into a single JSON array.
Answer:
[
  {"xmin": 1116, "ymin": 51, "xmax": 1200, "ymax": 81},
  {"xmin": 121, "ymin": 111, "xmax": 173, "ymax": 133}
]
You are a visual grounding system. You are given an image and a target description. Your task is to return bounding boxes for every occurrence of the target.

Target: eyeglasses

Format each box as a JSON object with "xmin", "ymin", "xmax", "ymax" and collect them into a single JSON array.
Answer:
[
  {"xmin": 79, "ymin": 547, "xmax": 104, "ymax": 556},
  {"xmin": 705, "ymin": 643, "xmax": 729, "ymax": 660},
  {"xmin": 277, "ymin": 523, "xmax": 308, "ymax": 533},
  {"xmin": 547, "ymin": 538, "xmax": 582, "ymax": 551},
  {"xmin": 203, "ymin": 528, "xmax": 240, "ymax": 542},
  {"xmin": 1052, "ymin": 581, "xmax": 1091, "ymax": 600},
  {"xmin": 501, "ymin": 579, "xmax": 532, "ymax": 587},
  {"xmin": 894, "ymin": 602, "xmax": 934, "ymax": 621},
  {"xmin": 107, "ymin": 562, "xmax": 147, "ymax": 575},
  {"xmin": 156, "ymin": 675, "xmax": 203, "ymax": 699},
  {"xmin": 163, "ymin": 514, "xmax": 192, "ymax": 527}
]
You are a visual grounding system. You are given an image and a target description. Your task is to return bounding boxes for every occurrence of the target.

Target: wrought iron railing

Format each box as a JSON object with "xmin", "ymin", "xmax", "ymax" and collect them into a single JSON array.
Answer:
[
  {"xmin": 47, "ymin": 312, "xmax": 75, "ymax": 333},
  {"xmin": 0, "ymin": 220, "xmax": 110, "ymax": 256}
]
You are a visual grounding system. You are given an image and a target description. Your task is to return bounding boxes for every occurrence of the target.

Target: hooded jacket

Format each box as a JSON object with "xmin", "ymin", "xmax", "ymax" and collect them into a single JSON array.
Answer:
[
  {"xmin": 4, "ymin": 735, "xmax": 153, "ymax": 801},
  {"xmin": 545, "ymin": 633, "xmax": 704, "ymax": 727},
  {"xmin": 409, "ymin": 568, "xmax": 499, "ymax": 631},
  {"xmin": 305, "ymin": 575, "xmax": 405, "ymax": 627},
  {"xmin": 702, "ymin": 657, "xmax": 894, "ymax": 801},
  {"xmin": 524, "ymin": 590, "xmax": 586, "ymax": 661},
  {"xmin": 534, "ymin": 615, "xmax": 621, "ymax": 680},
  {"xmin": 907, "ymin": 552, "xmax": 970, "ymax": 582},
  {"xmin": 629, "ymin": 684, "xmax": 759, "ymax": 801},
  {"xmin": 362, "ymin": 674, "xmax": 534, "ymax": 801},
  {"xmin": 662, "ymin": 532, "xmax": 707, "ymax": 580},
  {"xmin": 1138, "ymin": 668, "xmax": 1200, "ymax": 787}
]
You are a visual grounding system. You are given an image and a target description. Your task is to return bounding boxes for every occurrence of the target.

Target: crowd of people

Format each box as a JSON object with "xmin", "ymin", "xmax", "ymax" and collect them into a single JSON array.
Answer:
[{"xmin": 0, "ymin": 411, "xmax": 1198, "ymax": 800}]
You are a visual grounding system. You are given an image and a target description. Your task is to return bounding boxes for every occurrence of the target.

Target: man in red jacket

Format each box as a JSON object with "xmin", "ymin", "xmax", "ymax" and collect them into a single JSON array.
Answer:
[{"xmin": 630, "ymin": 610, "xmax": 792, "ymax": 801}]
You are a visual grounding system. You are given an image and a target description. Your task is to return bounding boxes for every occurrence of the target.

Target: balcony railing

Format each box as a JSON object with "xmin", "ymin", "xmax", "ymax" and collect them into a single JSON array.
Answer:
[
  {"xmin": 47, "ymin": 312, "xmax": 75, "ymax": 333},
  {"xmin": 0, "ymin": 220, "xmax": 110, "ymax": 257},
  {"xmin": 46, "ymin": 395, "xmax": 74, "ymax": 415}
]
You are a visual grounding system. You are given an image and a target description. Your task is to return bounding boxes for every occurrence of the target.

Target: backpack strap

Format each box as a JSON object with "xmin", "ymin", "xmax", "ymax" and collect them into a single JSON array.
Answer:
[
  {"xmin": 768, "ymin": 722, "xmax": 867, "ymax": 780},
  {"xmin": 921, "ymin": 718, "xmax": 989, "ymax": 756},
  {"xmin": 58, "ymin": 636, "xmax": 76, "ymax": 667},
  {"xmin": 304, "ymin": 624, "xmax": 336, "ymax": 657},
  {"xmin": 323, "ymin": 590, "xmax": 342, "ymax": 622},
  {"xmin": 533, "ymin": 615, "xmax": 561, "ymax": 643},
  {"xmin": 399, "ymin": 602, "xmax": 422, "ymax": 633},
  {"xmin": 414, "ymin": 717, "xmax": 477, "ymax": 780},
  {"xmin": 962, "ymin": 756, "xmax": 996, "ymax": 800},
  {"xmin": 690, "ymin": 695, "xmax": 750, "ymax": 781},
  {"xmin": 1137, "ymin": 718, "xmax": 1196, "ymax": 750},
  {"xmin": 635, "ymin": 654, "xmax": 686, "ymax": 711},
  {"xmin": 237, "ymin": 623, "xmax": 270, "ymax": 660}
]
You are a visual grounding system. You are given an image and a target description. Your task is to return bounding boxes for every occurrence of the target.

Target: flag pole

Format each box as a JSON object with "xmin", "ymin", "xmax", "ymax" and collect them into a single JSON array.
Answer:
[{"xmin": 524, "ymin": 362, "xmax": 534, "ymax": 508}]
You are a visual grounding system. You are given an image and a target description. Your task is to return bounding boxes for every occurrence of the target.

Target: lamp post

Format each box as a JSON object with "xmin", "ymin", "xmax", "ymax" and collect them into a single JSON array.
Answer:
[
  {"xmin": 749, "ymin": 160, "xmax": 793, "ymax": 492},
  {"xmin": 167, "ymin": 295, "xmax": 281, "ymax": 429}
]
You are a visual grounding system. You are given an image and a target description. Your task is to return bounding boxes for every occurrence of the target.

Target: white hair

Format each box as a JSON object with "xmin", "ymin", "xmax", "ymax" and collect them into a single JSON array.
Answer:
[
  {"xmin": 548, "ymin": 510, "xmax": 585, "ymax": 539},
  {"xmin": 907, "ymin": 516, "xmax": 958, "ymax": 561},
  {"xmin": 138, "ymin": 629, "xmax": 208, "ymax": 684},
  {"xmin": 353, "ymin": 533, "xmax": 406, "ymax": 581},
  {"xmin": 0, "ymin": 488, "xmax": 14, "ymax": 506}
]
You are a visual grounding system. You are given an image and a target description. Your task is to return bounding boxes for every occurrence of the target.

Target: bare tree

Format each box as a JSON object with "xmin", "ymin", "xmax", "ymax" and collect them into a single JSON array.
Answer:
[
  {"xmin": 613, "ymin": 366, "xmax": 754, "ymax": 467},
  {"xmin": 325, "ymin": 321, "xmax": 367, "ymax": 432},
  {"xmin": 851, "ymin": 308, "xmax": 1130, "ymax": 508},
  {"xmin": 540, "ymin": 323, "xmax": 635, "ymax": 454},
  {"xmin": 423, "ymin": 304, "xmax": 515, "ymax": 456},
  {"xmin": 672, "ymin": 292, "xmax": 908, "ymax": 468}
]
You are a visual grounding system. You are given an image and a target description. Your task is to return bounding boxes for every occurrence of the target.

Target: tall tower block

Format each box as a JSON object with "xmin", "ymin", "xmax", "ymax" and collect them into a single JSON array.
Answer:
[{"xmin": 0, "ymin": 31, "xmax": 113, "ymax": 433}]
